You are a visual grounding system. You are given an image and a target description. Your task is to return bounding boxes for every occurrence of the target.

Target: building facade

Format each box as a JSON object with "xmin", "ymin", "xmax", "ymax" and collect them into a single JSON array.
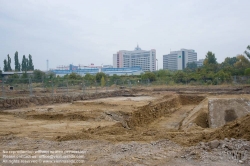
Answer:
[
  {"xmin": 51, "ymin": 67, "xmax": 143, "ymax": 77},
  {"xmin": 163, "ymin": 49, "xmax": 197, "ymax": 70},
  {"xmin": 196, "ymin": 59, "xmax": 204, "ymax": 67},
  {"xmin": 113, "ymin": 45, "xmax": 156, "ymax": 71}
]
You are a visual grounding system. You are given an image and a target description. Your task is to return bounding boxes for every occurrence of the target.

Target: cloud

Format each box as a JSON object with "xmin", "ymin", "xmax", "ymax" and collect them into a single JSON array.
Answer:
[{"xmin": 0, "ymin": 0, "xmax": 249, "ymax": 70}]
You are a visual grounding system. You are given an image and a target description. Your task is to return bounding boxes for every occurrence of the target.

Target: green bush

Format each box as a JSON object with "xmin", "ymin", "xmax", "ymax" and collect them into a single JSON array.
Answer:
[{"xmin": 244, "ymin": 68, "xmax": 250, "ymax": 76}]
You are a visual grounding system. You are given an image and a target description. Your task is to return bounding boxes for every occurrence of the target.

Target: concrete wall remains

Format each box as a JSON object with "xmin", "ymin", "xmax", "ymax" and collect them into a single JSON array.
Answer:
[{"xmin": 208, "ymin": 98, "xmax": 250, "ymax": 128}]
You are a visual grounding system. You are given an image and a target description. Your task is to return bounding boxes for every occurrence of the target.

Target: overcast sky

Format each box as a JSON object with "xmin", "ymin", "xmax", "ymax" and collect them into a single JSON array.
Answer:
[{"xmin": 0, "ymin": 0, "xmax": 249, "ymax": 70}]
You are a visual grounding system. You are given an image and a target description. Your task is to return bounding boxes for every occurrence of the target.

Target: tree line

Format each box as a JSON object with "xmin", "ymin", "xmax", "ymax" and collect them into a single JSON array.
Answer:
[
  {"xmin": 3, "ymin": 45, "xmax": 250, "ymax": 86},
  {"xmin": 3, "ymin": 51, "xmax": 34, "ymax": 72}
]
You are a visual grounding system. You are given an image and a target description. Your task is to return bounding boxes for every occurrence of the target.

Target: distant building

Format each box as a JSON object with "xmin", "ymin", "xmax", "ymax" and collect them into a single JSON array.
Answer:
[
  {"xmin": 51, "ymin": 68, "xmax": 99, "ymax": 77},
  {"xmin": 163, "ymin": 49, "xmax": 197, "ymax": 70},
  {"xmin": 51, "ymin": 64, "xmax": 143, "ymax": 77},
  {"xmin": 69, "ymin": 64, "xmax": 79, "ymax": 70},
  {"xmin": 102, "ymin": 67, "xmax": 143, "ymax": 76},
  {"xmin": 1, "ymin": 71, "xmax": 34, "ymax": 79},
  {"xmin": 113, "ymin": 45, "xmax": 156, "ymax": 71},
  {"xmin": 196, "ymin": 59, "xmax": 204, "ymax": 67},
  {"xmin": 102, "ymin": 65, "xmax": 113, "ymax": 68}
]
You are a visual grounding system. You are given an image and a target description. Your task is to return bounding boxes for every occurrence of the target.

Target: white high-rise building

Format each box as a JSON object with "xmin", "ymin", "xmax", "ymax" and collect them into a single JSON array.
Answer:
[
  {"xmin": 163, "ymin": 49, "xmax": 197, "ymax": 70},
  {"xmin": 113, "ymin": 45, "xmax": 156, "ymax": 71}
]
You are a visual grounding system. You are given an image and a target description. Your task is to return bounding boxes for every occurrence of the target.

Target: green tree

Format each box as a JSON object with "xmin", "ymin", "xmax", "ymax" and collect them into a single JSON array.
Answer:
[
  {"xmin": 244, "ymin": 68, "xmax": 250, "ymax": 76},
  {"xmin": 203, "ymin": 51, "xmax": 217, "ymax": 65},
  {"xmin": 21, "ymin": 55, "xmax": 27, "ymax": 71},
  {"xmin": 3, "ymin": 59, "xmax": 8, "ymax": 72},
  {"xmin": 47, "ymin": 72, "xmax": 55, "ymax": 79},
  {"xmin": 68, "ymin": 73, "xmax": 81, "ymax": 80},
  {"xmin": 173, "ymin": 70, "xmax": 187, "ymax": 83},
  {"xmin": 3, "ymin": 54, "xmax": 12, "ymax": 71},
  {"xmin": 141, "ymin": 72, "xmax": 156, "ymax": 82},
  {"xmin": 11, "ymin": 73, "xmax": 19, "ymax": 79},
  {"xmin": 14, "ymin": 51, "xmax": 21, "ymax": 71},
  {"xmin": 222, "ymin": 57, "xmax": 237, "ymax": 66},
  {"xmin": 234, "ymin": 55, "xmax": 250, "ymax": 75},
  {"xmin": 27, "ymin": 54, "xmax": 34, "ymax": 70},
  {"xmin": 21, "ymin": 71, "xmax": 29, "ymax": 83},
  {"xmin": 5, "ymin": 73, "xmax": 20, "ymax": 84},
  {"xmin": 186, "ymin": 62, "xmax": 197, "ymax": 71},
  {"xmin": 22, "ymin": 72, "xmax": 28, "ymax": 79},
  {"xmin": 96, "ymin": 72, "xmax": 106, "ymax": 83},
  {"xmin": 63, "ymin": 74, "xmax": 69, "ymax": 79},
  {"xmin": 245, "ymin": 45, "xmax": 250, "ymax": 59},
  {"xmin": 220, "ymin": 57, "xmax": 238, "ymax": 75},
  {"xmin": 7, "ymin": 54, "xmax": 12, "ymax": 71},
  {"xmin": 214, "ymin": 70, "xmax": 231, "ymax": 83},
  {"xmin": 101, "ymin": 76, "xmax": 106, "ymax": 87},
  {"xmin": 33, "ymin": 69, "xmax": 45, "ymax": 80},
  {"xmin": 109, "ymin": 74, "xmax": 120, "ymax": 84},
  {"xmin": 84, "ymin": 73, "xmax": 95, "ymax": 85},
  {"xmin": 234, "ymin": 55, "xmax": 250, "ymax": 68},
  {"xmin": 156, "ymin": 69, "xmax": 166, "ymax": 77}
]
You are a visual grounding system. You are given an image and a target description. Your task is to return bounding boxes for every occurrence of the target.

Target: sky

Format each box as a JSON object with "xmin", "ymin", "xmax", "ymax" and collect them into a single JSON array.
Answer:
[{"xmin": 0, "ymin": 0, "xmax": 249, "ymax": 71}]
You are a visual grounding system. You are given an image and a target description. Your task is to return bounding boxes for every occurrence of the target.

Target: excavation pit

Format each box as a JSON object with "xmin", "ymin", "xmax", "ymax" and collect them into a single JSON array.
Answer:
[{"xmin": 1, "ymin": 89, "xmax": 250, "ymax": 165}]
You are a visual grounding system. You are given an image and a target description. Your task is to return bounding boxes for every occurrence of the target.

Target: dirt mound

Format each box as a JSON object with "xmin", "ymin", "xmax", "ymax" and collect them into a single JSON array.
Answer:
[
  {"xmin": 127, "ymin": 96, "xmax": 181, "ymax": 128},
  {"xmin": 210, "ymin": 114, "xmax": 250, "ymax": 140},
  {"xmin": 186, "ymin": 114, "xmax": 250, "ymax": 145},
  {"xmin": 179, "ymin": 95, "xmax": 205, "ymax": 105}
]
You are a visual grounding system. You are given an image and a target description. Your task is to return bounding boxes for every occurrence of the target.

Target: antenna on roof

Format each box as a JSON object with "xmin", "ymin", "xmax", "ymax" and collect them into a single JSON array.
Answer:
[{"xmin": 135, "ymin": 43, "xmax": 141, "ymax": 51}]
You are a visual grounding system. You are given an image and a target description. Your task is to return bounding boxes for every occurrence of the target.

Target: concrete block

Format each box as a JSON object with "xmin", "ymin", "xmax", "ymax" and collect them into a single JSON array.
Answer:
[{"xmin": 208, "ymin": 98, "xmax": 250, "ymax": 128}]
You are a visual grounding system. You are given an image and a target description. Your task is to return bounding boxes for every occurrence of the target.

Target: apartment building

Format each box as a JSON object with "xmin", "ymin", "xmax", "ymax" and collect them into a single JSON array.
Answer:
[
  {"xmin": 163, "ymin": 49, "xmax": 197, "ymax": 70},
  {"xmin": 113, "ymin": 45, "xmax": 156, "ymax": 71}
]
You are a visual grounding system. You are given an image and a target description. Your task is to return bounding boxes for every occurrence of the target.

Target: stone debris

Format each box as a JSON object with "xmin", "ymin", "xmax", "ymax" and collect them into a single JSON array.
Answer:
[{"xmin": 209, "ymin": 140, "xmax": 220, "ymax": 149}]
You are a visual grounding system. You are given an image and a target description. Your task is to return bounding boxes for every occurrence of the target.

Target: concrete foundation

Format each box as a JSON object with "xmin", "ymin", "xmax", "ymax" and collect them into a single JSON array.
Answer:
[{"xmin": 208, "ymin": 98, "xmax": 250, "ymax": 128}]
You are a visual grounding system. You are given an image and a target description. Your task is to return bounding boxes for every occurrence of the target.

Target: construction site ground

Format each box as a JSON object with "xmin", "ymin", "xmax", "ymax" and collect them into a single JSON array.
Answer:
[{"xmin": 0, "ymin": 86, "xmax": 250, "ymax": 165}]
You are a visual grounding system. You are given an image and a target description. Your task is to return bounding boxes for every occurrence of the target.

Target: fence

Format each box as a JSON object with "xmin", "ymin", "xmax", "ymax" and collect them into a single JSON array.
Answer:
[
  {"xmin": 0, "ymin": 77, "xmax": 152, "ymax": 98},
  {"xmin": 0, "ymin": 76, "xmax": 249, "ymax": 98}
]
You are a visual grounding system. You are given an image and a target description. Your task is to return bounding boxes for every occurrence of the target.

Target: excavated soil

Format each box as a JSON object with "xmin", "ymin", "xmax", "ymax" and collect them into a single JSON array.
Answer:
[
  {"xmin": 56, "ymin": 94, "xmax": 208, "ymax": 146},
  {"xmin": 209, "ymin": 114, "xmax": 250, "ymax": 141},
  {"xmin": 1, "ymin": 88, "xmax": 250, "ymax": 165}
]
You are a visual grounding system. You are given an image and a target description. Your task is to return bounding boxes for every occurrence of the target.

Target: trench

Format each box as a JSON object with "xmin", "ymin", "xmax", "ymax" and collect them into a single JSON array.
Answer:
[
  {"xmin": 126, "ymin": 95, "xmax": 205, "ymax": 129},
  {"xmin": 57, "ymin": 94, "xmax": 206, "ymax": 142}
]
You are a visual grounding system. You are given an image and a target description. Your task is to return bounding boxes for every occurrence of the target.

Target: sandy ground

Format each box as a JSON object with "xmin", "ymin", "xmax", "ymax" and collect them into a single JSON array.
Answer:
[{"xmin": 0, "ymin": 89, "xmax": 250, "ymax": 165}]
